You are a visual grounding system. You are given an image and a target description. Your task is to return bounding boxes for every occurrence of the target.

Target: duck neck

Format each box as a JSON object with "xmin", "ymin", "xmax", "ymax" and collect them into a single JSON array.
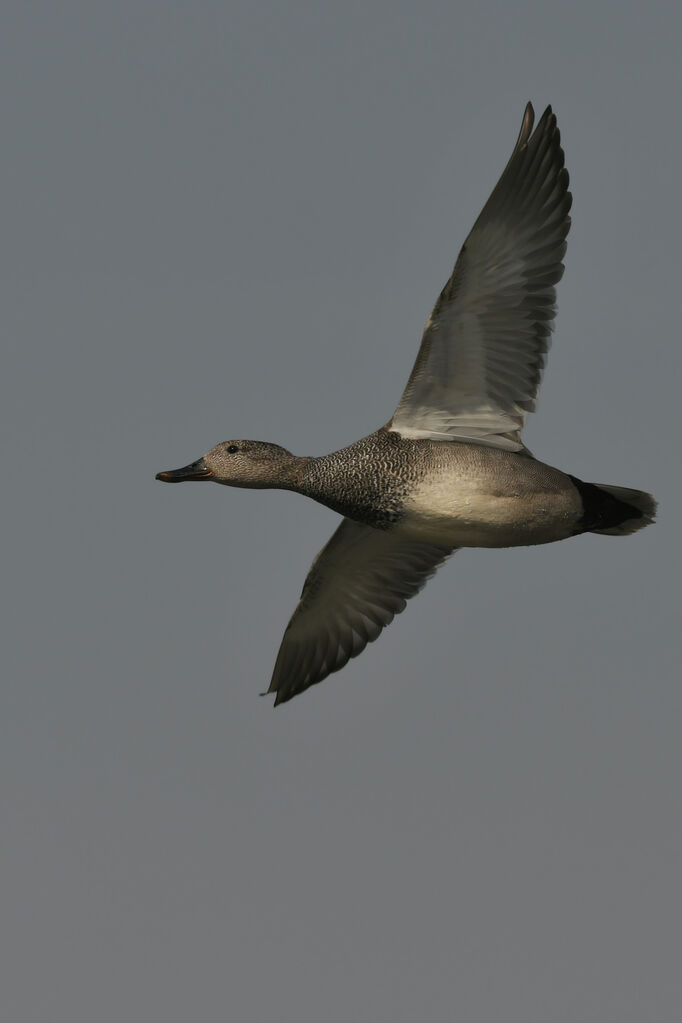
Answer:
[
  {"xmin": 298, "ymin": 447, "xmax": 406, "ymax": 529},
  {"xmin": 272, "ymin": 454, "xmax": 313, "ymax": 492}
]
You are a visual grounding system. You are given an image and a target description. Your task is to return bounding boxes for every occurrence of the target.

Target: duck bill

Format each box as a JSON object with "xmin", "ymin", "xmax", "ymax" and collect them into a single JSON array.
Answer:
[{"xmin": 155, "ymin": 457, "xmax": 214, "ymax": 483}]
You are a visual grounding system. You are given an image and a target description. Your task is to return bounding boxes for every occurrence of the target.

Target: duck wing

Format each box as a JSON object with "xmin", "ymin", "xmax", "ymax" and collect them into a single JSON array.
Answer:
[
  {"xmin": 390, "ymin": 103, "xmax": 571, "ymax": 452},
  {"xmin": 268, "ymin": 518, "xmax": 454, "ymax": 705}
]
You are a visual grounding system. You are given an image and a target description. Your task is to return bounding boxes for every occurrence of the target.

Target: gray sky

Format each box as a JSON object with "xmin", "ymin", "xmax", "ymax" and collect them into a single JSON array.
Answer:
[{"xmin": 3, "ymin": 2, "xmax": 681, "ymax": 1020}]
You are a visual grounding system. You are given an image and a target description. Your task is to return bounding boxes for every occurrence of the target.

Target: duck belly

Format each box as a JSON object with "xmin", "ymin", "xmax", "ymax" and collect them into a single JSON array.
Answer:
[{"xmin": 400, "ymin": 474, "xmax": 582, "ymax": 548}]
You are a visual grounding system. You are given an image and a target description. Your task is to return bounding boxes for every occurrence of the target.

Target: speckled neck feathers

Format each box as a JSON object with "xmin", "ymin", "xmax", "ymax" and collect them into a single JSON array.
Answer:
[{"xmin": 299, "ymin": 429, "xmax": 429, "ymax": 528}]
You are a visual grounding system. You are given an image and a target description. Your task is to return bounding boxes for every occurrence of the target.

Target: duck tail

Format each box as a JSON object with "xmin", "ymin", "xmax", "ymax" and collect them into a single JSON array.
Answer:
[{"xmin": 569, "ymin": 477, "xmax": 657, "ymax": 536}]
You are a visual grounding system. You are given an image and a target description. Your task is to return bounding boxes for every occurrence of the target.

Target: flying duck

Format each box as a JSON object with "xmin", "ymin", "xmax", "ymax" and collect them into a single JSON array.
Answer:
[{"xmin": 156, "ymin": 103, "xmax": 656, "ymax": 705}]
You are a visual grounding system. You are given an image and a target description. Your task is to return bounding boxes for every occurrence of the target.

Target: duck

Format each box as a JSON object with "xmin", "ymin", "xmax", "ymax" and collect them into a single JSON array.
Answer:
[{"xmin": 156, "ymin": 102, "xmax": 656, "ymax": 706}]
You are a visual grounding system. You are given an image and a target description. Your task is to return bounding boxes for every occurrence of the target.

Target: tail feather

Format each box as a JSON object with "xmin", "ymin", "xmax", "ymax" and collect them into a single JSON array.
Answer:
[
  {"xmin": 591, "ymin": 484, "xmax": 657, "ymax": 535},
  {"xmin": 569, "ymin": 477, "xmax": 657, "ymax": 536}
]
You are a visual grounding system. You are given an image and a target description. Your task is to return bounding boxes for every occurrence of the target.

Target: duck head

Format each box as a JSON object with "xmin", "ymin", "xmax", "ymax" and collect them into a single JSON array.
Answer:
[{"xmin": 156, "ymin": 440, "xmax": 302, "ymax": 490}]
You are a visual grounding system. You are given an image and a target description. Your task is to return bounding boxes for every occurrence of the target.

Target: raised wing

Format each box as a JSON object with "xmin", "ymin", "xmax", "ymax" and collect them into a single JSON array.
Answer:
[
  {"xmin": 390, "ymin": 103, "xmax": 572, "ymax": 451},
  {"xmin": 268, "ymin": 518, "xmax": 454, "ymax": 705}
]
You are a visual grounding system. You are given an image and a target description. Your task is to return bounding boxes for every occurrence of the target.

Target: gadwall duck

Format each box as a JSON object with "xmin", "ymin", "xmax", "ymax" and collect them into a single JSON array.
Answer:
[{"xmin": 157, "ymin": 103, "xmax": 656, "ymax": 705}]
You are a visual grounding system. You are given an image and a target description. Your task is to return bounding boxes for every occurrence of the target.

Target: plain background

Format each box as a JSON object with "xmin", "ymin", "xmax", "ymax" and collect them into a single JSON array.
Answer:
[{"xmin": 3, "ymin": 2, "xmax": 681, "ymax": 1020}]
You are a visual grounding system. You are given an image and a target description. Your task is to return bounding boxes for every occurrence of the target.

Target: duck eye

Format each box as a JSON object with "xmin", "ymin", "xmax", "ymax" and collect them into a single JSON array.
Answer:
[{"xmin": 227, "ymin": 445, "xmax": 239, "ymax": 454}]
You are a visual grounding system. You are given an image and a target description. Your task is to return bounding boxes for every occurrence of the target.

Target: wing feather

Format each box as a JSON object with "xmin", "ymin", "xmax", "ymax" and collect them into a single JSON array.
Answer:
[
  {"xmin": 268, "ymin": 519, "xmax": 454, "ymax": 705},
  {"xmin": 390, "ymin": 103, "xmax": 572, "ymax": 451}
]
